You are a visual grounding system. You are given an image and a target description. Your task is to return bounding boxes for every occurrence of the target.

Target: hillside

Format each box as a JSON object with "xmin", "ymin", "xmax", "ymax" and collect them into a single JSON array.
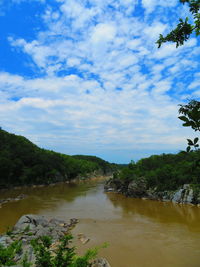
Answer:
[
  {"xmin": 0, "ymin": 128, "xmax": 114, "ymax": 189},
  {"xmin": 73, "ymin": 155, "xmax": 119, "ymax": 174},
  {"xmin": 105, "ymin": 151, "xmax": 200, "ymax": 204}
]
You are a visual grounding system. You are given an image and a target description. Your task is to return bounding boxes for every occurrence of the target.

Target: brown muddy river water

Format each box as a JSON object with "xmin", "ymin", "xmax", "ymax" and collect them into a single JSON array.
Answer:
[{"xmin": 0, "ymin": 178, "xmax": 200, "ymax": 267}]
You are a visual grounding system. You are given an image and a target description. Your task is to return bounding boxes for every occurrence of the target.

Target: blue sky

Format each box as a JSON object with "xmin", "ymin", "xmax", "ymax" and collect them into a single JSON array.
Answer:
[{"xmin": 0, "ymin": 0, "xmax": 200, "ymax": 163}]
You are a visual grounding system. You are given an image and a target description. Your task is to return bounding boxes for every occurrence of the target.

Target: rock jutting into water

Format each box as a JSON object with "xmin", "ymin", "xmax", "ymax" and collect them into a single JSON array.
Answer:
[
  {"xmin": 0, "ymin": 214, "xmax": 111, "ymax": 267},
  {"xmin": 0, "ymin": 194, "xmax": 27, "ymax": 208},
  {"xmin": 104, "ymin": 178, "xmax": 200, "ymax": 205}
]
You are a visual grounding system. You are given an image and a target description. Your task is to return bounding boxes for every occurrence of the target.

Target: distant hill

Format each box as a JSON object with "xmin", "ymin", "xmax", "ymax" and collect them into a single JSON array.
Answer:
[
  {"xmin": 0, "ymin": 128, "xmax": 115, "ymax": 189},
  {"xmin": 73, "ymin": 155, "xmax": 119, "ymax": 174}
]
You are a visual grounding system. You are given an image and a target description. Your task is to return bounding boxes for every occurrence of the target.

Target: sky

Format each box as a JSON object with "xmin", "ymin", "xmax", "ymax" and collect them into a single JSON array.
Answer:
[{"xmin": 0, "ymin": 0, "xmax": 200, "ymax": 163}]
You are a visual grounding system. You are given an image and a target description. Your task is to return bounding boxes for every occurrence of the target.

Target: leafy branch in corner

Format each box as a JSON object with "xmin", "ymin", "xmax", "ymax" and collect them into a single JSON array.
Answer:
[
  {"xmin": 156, "ymin": 0, "xmax": 200, "ymax": 48},
  {"xmin": 178, "ymin": 100, "xmax": 200, "ymax": 152}
]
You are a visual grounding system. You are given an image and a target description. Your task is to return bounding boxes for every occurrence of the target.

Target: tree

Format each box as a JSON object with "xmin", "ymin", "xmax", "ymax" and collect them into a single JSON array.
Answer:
[
  {"xmin": 156, "ymin": 0, "xmax": 200, "ymax": 48},
  {"xmin": 178, "ymin": 100, "xmax": 200, "ymax": 151},
  {"xmin": 156, "ymin": 1, "xmax": 200, "ymax": 155}
]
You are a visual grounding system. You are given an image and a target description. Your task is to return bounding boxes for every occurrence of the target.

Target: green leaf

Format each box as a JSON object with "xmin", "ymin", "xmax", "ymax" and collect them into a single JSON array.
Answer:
[
  {"xmin": 194, "ymin": 137, "xmax": 199, "ymax": 144},
  {"xmin": 178, "ymin": 116, "xmax": 189, "ymax": 122},
  {"xmin": 187, "ymin": 139, "xmax": 194, "ymax": 145},
  {"xmin": 183, "ymin": 122, "xmax": 191, "ymax": 127}
]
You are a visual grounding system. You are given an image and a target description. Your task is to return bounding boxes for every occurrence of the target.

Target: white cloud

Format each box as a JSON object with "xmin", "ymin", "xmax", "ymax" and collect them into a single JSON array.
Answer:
[
  {"xmin": 2, "ymin": 0, "xmax": 200, "ymax": 162},
  {"xmin": 90, "ymin": 23, "xmax": 117, "ymax": 43},
  {"xmin": 142, "ymin": 0, "xmax": 178, "ymax": 13}
]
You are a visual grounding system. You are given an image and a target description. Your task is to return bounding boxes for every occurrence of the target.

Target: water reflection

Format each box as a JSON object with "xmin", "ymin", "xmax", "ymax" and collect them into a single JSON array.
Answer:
[
  {"xmin": 106, "ymin": 192, "xmax": 200, "ymax": 232},
  {"xmin": 1, "ymin": 179, "xmax": 200, "ymax": 267},
  {"xmin": 0, "ymin": 181, "xmax": 98, "ymax": 232}
]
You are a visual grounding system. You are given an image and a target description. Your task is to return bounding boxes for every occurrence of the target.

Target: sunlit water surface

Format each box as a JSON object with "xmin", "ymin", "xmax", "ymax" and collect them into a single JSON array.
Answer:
[{"xmin": 0, "ymin": 178, "xmax": 200, "ymax": 267}]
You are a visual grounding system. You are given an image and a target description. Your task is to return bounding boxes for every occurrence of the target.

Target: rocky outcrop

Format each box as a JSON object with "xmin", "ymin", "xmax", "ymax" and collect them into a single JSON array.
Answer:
[
  {"xmin": 104, "ymin": 177, "xmax": 148, "ymax": 197},
  {"xmin": 0, "ymin": 215, "xmax": 111, "ymax": 267},
  {"xmin": 91, "ymin": 258, "xmax": 111, "ymax": 267},
  {"xmin": 0, "ymin": 194, "xmax": 26, "ymax": 208},
  {"xmin": 127, "ymin": 178, "xmax": 147, "ymax": 197},
  {"xmin": 105, "ymin": 178, "xmax": 200, "ymax": 205},
  {"xmin": 0, "ymin": 215, "xmax": 78, "ymax": 266}
]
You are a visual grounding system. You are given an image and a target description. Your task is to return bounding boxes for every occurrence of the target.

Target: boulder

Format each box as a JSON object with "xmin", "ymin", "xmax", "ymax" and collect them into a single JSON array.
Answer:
[
  {"xmin": 104, "ymin": 179, "xmax": 123, "ymax": 192},
  {"xmin": 91, "ymin": 258, "xmax": 111, "ymax": 267},
  {"xmin": 14, "ymin": 214, "xmax": 48, "ymax": 231},
  {"xmin": 127, "ymin": 178, "xmax": 147, "ymax": 197},
  {"xmin": 172, "ymin": 185, "xmax": 194, "ymax": 204}
]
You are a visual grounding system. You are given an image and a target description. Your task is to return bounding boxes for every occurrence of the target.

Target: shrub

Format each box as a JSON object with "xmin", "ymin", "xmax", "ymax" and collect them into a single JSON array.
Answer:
[{"xmin": 0, "ymin": 240, "xmax": 22, "ymax": 266}]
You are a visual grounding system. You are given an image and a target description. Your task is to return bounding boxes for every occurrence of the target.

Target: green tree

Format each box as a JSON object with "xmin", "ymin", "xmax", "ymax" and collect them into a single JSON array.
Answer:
[
  {"xmin": 156, "ymin": 0, "xmax": 200, "ymax": 48},
  {"xmin": 178, "ymin": 100, "xmax": 200, "ymax": 152},
  {"xmin": 156, "ymin": 1, "xmax": 200, "ymax": 151}
]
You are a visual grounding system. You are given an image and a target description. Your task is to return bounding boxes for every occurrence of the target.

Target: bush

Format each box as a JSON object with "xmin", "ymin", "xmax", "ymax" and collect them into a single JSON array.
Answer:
[
  {"xmin": 0, "ymin": 234, "xmax": 103, "ymax": 267},
  {"xmin": 0, "ymin": 240, "xmax": 22, "ymax": 266},
  {"xmin": 31, "ymin": 234, "xmax": 99, "ymax": 267}
]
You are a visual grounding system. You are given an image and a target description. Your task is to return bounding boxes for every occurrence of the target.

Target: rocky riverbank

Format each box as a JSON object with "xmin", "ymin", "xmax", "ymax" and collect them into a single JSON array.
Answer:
[
  {"xmin": 104, "ymin": 177, "xmax": 200, "ymax": 206},
  {"xmin": 0, "ymin": 194, "xmax": 27, "ymax": 208},
  {"xmin": 0, "ymin": 214, "xmax": 111, "ymax": 267}
]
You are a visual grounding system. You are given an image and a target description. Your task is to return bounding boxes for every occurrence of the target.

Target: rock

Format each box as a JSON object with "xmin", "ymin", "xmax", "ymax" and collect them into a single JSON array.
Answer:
[
  {"xmin": 49, "ymin": 218, "xmax": 65, "ymax": 226},
  {"xmin": 68, "ymin": 218, "xmax": 79, "ymax": 229},
  {"xmin": 1, "ymin": 215, "xmax": 113, "ymax": 267},
  {"xmin": 1, "ymin": 215, "xmax": 82, "ymax": 266},
  {"xmin": 77, "ymin": 233, "xmax": 90, "ymax": 244},
  {"xmin": 0, "ymin": 195, "xmax": 26, "ymax": 207},
  {"xmin": 127, "ymin": 177, "xmax": 147, "ymax": 197},
  {"xmin": 91, "ymin": 258, "xmax": 111, "ymax": 267},
  {"xmin": 106, "ymin": 188, "xmax": 115, "ymax": 192},
  {"xmin": 183, "ymin": 184, "xmax": 190, "ymax": 189},
  {"xmin": 12, "ymin": 214, "xmax": 72, "ymax": 242},
  {"xmin": 0, "ymin": 235, "xmax": 12, "ymax": 246},
  {"xmin": 14, "ymin": 214, "xmax": 48, "ymax": 231},
  {"xmin": 23, "ymin": 245, "xmax": 36, "ymax": 263},
  {"xmin": 34, "ymin": 225, "xmax": 51, "ymax": 238},
  {"xmin": 172, "ymin": 185, "xmax": 194, "ymax": 204},
  {"xmin": 183, "ymin": 189, "xmax": 193, "ymax": 204},
  {"xmin": 104, "ymin": 178, "xmax": 123, "ymax": 192}
]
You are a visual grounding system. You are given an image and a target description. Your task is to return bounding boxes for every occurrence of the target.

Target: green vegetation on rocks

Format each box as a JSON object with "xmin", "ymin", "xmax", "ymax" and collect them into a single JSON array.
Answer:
[
  {"xmin": 105, "ymin": 151, "xmax": 200, "ymax": 204},
  {"xmin": 0, "ymin": 215, "xmax": 110, "ymax": 267}
]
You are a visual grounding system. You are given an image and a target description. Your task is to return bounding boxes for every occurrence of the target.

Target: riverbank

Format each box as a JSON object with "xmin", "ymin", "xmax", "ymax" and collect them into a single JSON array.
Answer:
[
  {"xmin": 0, "ymin": 176, "xmax": 111, "ymax": 211},
  {"xmin": 104, "ymin": 177, "xmax": 200, "ymax": 206},
  {"xmin": 0, "ymin": 214, "xmax": 111, "ymax": 267},
  {"xmin": 0, "ymin": 174, "xmax": 111, "ymax": 194},
  {"xmin": 0, "ymin": 179, "xmax": 200, "ymax": 267}
]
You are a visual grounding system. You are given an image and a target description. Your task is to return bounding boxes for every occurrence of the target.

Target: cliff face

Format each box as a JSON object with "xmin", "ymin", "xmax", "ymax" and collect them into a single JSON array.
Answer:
[{"xmin": 105, "ymin": 178, "xmax": 200, "ymax": 205}]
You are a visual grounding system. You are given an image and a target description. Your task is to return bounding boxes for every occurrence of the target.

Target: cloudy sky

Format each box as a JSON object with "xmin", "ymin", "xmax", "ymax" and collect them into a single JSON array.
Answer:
[{"xmin": 0, "ymin": 0, "xmax": 200, "ymax": 163}]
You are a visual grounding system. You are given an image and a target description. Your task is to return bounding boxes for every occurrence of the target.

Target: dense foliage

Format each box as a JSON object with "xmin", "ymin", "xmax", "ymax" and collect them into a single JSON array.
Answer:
[
  {"xmin": 0, "ymin": 128, "xmax": 113, "ymax": 189},
  {"xmin": 0, "ymin": 234, "xmax": 100, "ymax": 267},
  {"xmin": 0, "ymin": 240, "xmax": 22, "ymax": 266},
  {"xmin": 114, "ymin": 151, "xmax": 200, "ymax": 191},
  {"xmin": 156, "ymin": 0, "xmax": 200, "ymax": 48},
  {"xmin": 73, "ymin": 155, "xmax": 118, "ymax": 174},
  {"xmin": 31, "ymin": 235, "xmax": 98, "ymax": 267}
]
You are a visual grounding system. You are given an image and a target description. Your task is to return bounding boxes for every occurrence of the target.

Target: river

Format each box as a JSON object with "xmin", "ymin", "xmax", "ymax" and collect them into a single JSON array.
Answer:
[{"xmin": 0, "ymin": 178, "xmax": 200, "ymax": 267}]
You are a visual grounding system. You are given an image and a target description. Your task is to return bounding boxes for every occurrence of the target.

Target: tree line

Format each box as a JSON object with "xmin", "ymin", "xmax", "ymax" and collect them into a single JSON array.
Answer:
[
  {"xmin": 114, "ymin": 150, "xmax": 200, "ymax": 192},
  {"xmin": 0, "ymin": 128, "xmax": 116, "ymax": 189}
]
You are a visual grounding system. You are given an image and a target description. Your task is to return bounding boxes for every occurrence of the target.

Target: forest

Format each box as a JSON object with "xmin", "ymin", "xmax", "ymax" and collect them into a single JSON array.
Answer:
[
  {"xmin": 114, "ymin": 151, "xmax": 200, "ymax": 192},
  {"xmin": 0, "ymin": 128, "xmax": 116, "ymax": 189}
]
